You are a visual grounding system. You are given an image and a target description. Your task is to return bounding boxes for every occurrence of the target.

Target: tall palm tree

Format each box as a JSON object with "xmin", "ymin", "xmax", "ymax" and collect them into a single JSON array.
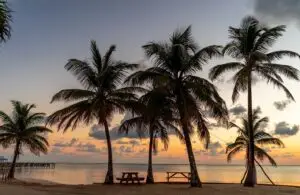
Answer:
[
  {"xmin": 119, "ymin": 88, "xmax": 183, "ymax": 184},
  {"xmin": 46, "ymin": 40, "xmax": 140, "ymax": 184},
  {"xmin": 125, "ymin": 26, "xmax": 228, "ymax": 187},
  {"xmin": 209, "ymin": 16, "xmax": 300, "ymax": 186},
  {"xmin": 226, "ymin": 108, "xmax": 284, "ymax": 185},
  {"xmin": 0, "ymin": 101, "xmax": 52, "ymax": 179},
  {"xmin": 0, "ymin": 0, "xmax": 12, "ymax": 42}
]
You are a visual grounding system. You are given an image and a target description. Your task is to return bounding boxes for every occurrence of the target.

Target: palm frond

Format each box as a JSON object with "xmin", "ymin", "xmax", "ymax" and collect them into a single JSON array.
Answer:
[
  {"xmin": 24, "ymin": 126, "xmax": 53, "ymax": 135},
  {"xmin": 253, "ymin": 116, "xmax": 269, "ymax": 132},
  {"xmin": 209, "ymin": 62, "xmax": 244, "ymax": 81},
  {"xmin": 0, "ymin": 0, "xmax": 12, "ymax": 42},
  {"xmin": 0, "ymin": 110, "xmax": 13, "ymax": 124},
  {"xmin": 227, "ymin": 145, "xmax": 244, "ymax": 162},
  {"xmin": 256, "ymin": 70, "xmax": 295, "ymax": 101},
  {"xmin": 256, "ymin": 137, "xmax": 284, "ymax": 147},
  {"xmin": 170, "ymin": 25, "xmax": 198, "ymax": 52},
  {"xmin": 226, "ymin": 141, "xmax": 244, "ymax": 153},
  {"xmin": 231, "ymin": 68, "xmax": 248, "ymax": 102},
  {"xmin": 119, "ymin": 116, "xmax": 146, "ymax": 138},
  {"xmin": 65, "ymin": 59, "xmax": 97, "ymax": 89},
  {"xmin": 103, "ymin": 44, "xmax": 116, "ymax": 69},
  {"xmin": 228, "ymin": 122, "xmax": 243, "ymax": 131},
  {"xmin": 254, "ymin": 131, "xmax": 272, "ymax": 140},
  {"xmin": 255, "ymin": 145, "xmax": 277, "ymax": 166},
  {"xmin": 46, "ymin": 100, "xmax": 93, "ymax": 131},
  {"xmin": 90, "ymin": 40, "xmax": 102, "ymax": 71},
  {"xmin": 254, "ymin": 25, "xmax": 286, "ymax": 52},
  {"xmin": 264, "ymin": 63, "xmax": 300, "ymax": 81},
  {"xmin": 267, "ymin": 50, "xmax": 300, "ymax": 61},
  {"xmin": 50, "ymin": 89, "xmax": 95, "ymax": 103}
]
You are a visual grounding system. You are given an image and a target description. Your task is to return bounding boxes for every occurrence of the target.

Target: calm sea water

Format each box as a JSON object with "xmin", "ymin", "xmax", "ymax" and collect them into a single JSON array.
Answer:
[{"xmin": 14, "ymin": 163, "xmax": 300, "ymax": 186}]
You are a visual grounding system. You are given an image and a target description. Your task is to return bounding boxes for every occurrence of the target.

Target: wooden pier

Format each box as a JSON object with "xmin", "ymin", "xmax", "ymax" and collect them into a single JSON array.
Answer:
[
  {"xmin": 0, "ymin": 162, "xmax": 55, "ymax": 169},
  {"xmin": 0, "ymin": 162, "xmax": 55, "ymax": 181}
]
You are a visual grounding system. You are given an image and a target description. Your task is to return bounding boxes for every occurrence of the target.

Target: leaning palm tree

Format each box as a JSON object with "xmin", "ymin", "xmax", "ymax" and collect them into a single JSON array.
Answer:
[
  {"xmin": 125, "ymin": 26, "xmax": 228, "ymax": 187},
  {"xmin": 209, "ymin": 16, "xmax": 300, "ymax": 186},
  {"xmin": 119, "ymin": 87, "xmax": 183, "ymax": 184},
  {"xmin": 0, "ymin": 0, "xmax": 12, "ymax": 42},
  {"xmin": 0, "ymin": 101, "xmax": 52, "ymax": 179},
  {"xmin": 46, "ymin": 40, "xmax": 140, "ymax": 184},
  {"xmin": 226, "ymin": 108, "xmax": 284, "ymax": 185}
]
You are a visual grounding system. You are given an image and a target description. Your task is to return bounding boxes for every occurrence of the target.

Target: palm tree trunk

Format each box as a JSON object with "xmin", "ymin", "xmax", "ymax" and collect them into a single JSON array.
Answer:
[
  {"xmin": 176, "ymin": 84, "xmax": 201, "ymax": 187},
  {"xmin": 179, "ymin": 114, "xmax": 201, "ymax": 187},
  {"xmin": 7, "ymin": 140, "xmax": 20, "ymax": 180},
  {"xmin": 241, "ymin": 166, "xmax": 248, "ymax": 184},
  {"xmin": 103, "ymin": 120, "xmax": 114, "ymax": 184},
  {"xmin": 146, "ymin": 128, "xmax": 154, "ymax": 184},
  {"xmin": 244, "ymin": 70, "xmax": 256, "ymax": 187},
  {"xmin": 255, "ymin": 159, "xmax": 275, "ymax": 185}
]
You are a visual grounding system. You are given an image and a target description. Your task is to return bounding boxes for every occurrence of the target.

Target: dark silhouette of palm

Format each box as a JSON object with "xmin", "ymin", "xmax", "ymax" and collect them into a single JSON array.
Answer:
[
  {"xmin": 0, "ymin": 0, "xmax": 12, "ymax": 42},
  {"xmin": 209, "ymin": 16, "xmax": 300, "ymax": 187},
  {"xmin": 227, "ymin": 108, "xmax": 284, "ymax": 185},
  {"xmin": 126, "ymin": 26, "xmax": 228, "ymax": 187},
  {"xmin": 119, "ymin": 87, "xmax": 183, "ymax": 184},
  {"xmin": 47, "ymin": 41, "xmax": 139, "ymax": 184},
  {"xmin": 0, "ymin": 101, "xmax": 52, "ymax": 179}
]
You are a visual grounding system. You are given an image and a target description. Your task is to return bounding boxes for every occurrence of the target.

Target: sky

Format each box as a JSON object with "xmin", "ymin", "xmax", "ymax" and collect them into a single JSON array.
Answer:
[{"xmin": 0, "ymin": 0, "xmax": 300, "ymax": 165}]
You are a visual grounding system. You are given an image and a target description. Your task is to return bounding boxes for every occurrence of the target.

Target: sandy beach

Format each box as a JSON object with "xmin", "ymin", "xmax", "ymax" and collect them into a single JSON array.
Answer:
[{"xmin": 1, "ymin": 182, "xmax": 300, "ymax": 195}]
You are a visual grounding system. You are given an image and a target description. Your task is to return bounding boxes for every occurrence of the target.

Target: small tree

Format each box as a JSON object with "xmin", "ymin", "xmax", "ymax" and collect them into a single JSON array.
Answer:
[{"xmin": 0, "ymin": 101, "xmax": 52, "ymax": 179}]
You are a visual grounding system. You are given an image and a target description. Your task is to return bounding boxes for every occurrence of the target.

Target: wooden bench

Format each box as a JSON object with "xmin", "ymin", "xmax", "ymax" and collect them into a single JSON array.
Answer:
[
  {"xmin": 117, "ymin": 172, "xmax": 144, "ymax": 184},
  {"xmin": 166, "ymin": 172, "xmax": 191, "ymax": 183}
]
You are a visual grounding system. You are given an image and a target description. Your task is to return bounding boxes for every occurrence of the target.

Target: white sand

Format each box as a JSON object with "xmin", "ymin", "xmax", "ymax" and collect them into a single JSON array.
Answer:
[{"xmin": 0, "ymin": 182, "xmax": 299, "ymax": 195}]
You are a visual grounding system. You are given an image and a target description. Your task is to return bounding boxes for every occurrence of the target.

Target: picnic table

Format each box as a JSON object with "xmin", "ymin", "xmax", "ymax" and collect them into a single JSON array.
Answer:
[
  {"xmin": 166, "ymin": 172, "xmax": 191, "ymax": 183},
  {"xmin": 116, "ymin": 172, "xmax": 145, "ymax": 184}
]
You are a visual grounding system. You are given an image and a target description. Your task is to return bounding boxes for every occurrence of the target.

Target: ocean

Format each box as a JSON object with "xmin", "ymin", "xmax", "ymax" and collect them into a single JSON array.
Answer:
[{"xmin": 14, "ymin": 163, "xmax": 300, "ymax": 186}]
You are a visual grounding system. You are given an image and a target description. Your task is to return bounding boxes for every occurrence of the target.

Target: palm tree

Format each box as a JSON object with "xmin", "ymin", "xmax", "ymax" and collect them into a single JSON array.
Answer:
[
  {"xmin": 46, "ymin": 40, "xmax": 140, "ymax": 184},
  {"xmin": 0, "ymin": 0, "xmax": 12, "ymax": 42},
  {"xmin": 209, "ymin": 16, "xmax": 300, "ymax": 186},
  {"xmin": 0, "ymin": 101, "xmax": 52, "ymax": 180},
  {"xmin": 119, "ymin": 87, "xmax": 183, "ymax": 184},
  {"xmin": 226, "ymin": 108, "xmax": 284, "ymax": 185},
  {"xmin": 125, "ymin": 26, "xmax": 228, "ymax": 187}
]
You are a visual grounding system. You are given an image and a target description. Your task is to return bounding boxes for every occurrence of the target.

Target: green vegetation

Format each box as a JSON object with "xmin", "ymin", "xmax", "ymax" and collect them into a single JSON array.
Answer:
[{"xmin": 0, "ymin": 101, "xmax": 52, "ymax": 179}]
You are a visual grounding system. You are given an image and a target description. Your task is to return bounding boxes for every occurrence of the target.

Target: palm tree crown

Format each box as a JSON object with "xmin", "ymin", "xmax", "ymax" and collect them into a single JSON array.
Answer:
[
  {"xmin": 227, "ymin": 108, "xmax": 284, "ymax": 165},
  {"xmin": 0, "ymin": 101, "xmax": 52, "ymax": 179},
  {"xmin": 47, "ymin": 41, "xmax": 139, "ymax": 130},
  {"xmin": 125, "ymin": 26, "xmax": 228, "ymax": 187},
  {"xmin": 210, "ymin": 16, "xmax": 300, "ymax": 102}
]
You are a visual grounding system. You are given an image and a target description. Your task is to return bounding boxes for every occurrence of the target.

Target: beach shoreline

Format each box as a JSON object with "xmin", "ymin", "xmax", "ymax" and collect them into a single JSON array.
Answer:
[{"xmin": 1, "ymin": 179, "xmax": 299, "ymax": 195}]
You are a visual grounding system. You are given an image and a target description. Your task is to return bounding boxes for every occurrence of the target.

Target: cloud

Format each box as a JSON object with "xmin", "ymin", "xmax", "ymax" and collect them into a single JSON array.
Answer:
[
  {"xmin": 274, "ymin": 152, "xmax": 294, "ymax": 158},
  {"xmin": 51, "ymin": 147, "xmax": 62, "ymax": 154},
  {"xmin": 254, "ymin": 0, "xmax": 300, "ymax": 26},
  {"xmin": 138, "ymin": 148, "xmax": 147, "ymax": 154},
  {"xmin": 89, "ymin": 112, "xmax": 179, "ymax": 141},
  {"xmin": 274, "ymin": 122, "xmax": 299, "ymax": 136},
  {"xmin": 273, "ymin": 100, "xmax": 291, "ymax": 111},
  {"xmin": 229, "ymin": 105, "xmax": 246, "ymax": 116},
  {"xmin": 208, "ymin": 141, "xmax": 223, "ymax": 156},
  {"xmin": 281, "ymin": 153, "xmax": 294, "ymax": 158},
  {"xmin": 53, "ymin": 138, "xmax": 78, "ymax": 147},
  {"xmin": 115, "ymin": 139, "xmax": 140, "ymax": 147},
  {"xmin": 119, "ymin": 145, "xmax": 134, "ymax": 154},
  {"xmin": 76, "ymin": 142, "xmax": 107, "ymax": 153},
  {"xmin": 195, "ymin": 141, "xmax": 224, "ymax": 156},
  {"xmin": 89, "ymin": 124, "xmax": 142, "ymax": 141}
]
